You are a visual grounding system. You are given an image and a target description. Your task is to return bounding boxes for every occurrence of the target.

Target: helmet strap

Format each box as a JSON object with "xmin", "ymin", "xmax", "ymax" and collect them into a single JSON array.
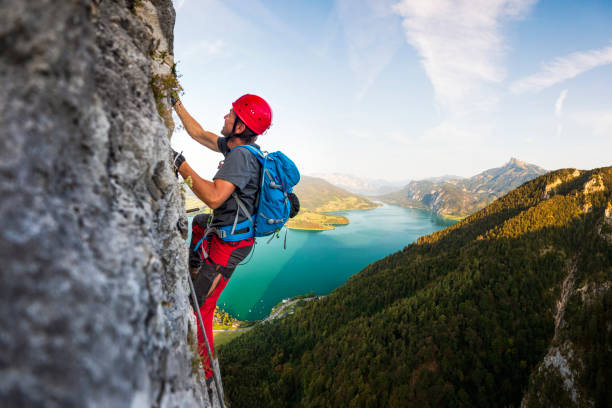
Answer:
[{"xmin": 227, "ymin": 116, "xmax": 241, "ymax": 140}]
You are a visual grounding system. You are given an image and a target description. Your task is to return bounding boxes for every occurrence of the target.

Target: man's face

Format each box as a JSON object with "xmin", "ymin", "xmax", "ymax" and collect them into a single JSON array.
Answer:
[{"xmin": 221, "ymin": 109, "xmax": 237, "ymax": 137}]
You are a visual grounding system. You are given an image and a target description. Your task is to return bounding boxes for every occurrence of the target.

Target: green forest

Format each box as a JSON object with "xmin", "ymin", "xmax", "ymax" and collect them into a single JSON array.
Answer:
[{"xmin": 218, "ymin": 167, "xmax": 612, "ymax": 407}]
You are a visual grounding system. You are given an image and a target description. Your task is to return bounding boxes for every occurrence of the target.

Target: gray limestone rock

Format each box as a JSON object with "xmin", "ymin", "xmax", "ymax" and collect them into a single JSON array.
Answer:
[{"xmin": 0, "ymin": 1, "xmax": 213, "ymax": 406}]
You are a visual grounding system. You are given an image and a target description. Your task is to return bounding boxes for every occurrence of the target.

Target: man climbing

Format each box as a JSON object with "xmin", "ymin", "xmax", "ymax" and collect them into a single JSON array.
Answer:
[{"xmin": 170, "ymin": 94, "xmax": 272, "ymax": 382}]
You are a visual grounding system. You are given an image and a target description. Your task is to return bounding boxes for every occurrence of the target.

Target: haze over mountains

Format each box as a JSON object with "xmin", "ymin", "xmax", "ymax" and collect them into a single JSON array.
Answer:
[
  {"xmin": 188, "ymin": 159, "xmax": 545, "ymax": 222},
  {"xmin": 381, "ymin": 158, "xmax": 547, "ymax": 217},
  {"xmin": 310, "ymin": 158, "xmax": 546, "ymax": 218},
  {"xmin": 310, "ymin": 173, "xmax": 409, "ymax": 196}
]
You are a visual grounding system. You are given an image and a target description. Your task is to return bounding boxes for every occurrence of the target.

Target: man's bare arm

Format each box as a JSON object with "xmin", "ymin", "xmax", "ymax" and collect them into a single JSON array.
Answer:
[
  {"xmin": 177, "ymin": 161, "xmax": 234, "ymax": 209},
  {"xmin": 174, "ymin": 101, "xmax": 220, "ymax": 152}
]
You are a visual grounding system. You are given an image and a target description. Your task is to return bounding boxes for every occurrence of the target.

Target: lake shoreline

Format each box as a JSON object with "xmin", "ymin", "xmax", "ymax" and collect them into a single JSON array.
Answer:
[
  {"xmin": 286, "ymin": 204, "xmax": 383, "ymax": 231},
  {"xmin": 373, "ymin": 202, "xmax": 468, "ymax": 222},
  {"xmin": 194, "ymin": 203, "xmax": 456, "ymax": 320},
  {"xmin": 286, "ymin": 211, "xmax": 350, "ymax": 231}
]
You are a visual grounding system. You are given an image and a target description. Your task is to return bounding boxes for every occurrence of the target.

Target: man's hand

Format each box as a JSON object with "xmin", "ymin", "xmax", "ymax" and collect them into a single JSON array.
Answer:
[
  {"xmin": 169, "ymin": 92, "xmax": 179, "ymax": 107},
  {"xmin": 172, "ymin": 149, "xmax": 185, "ymax": 177}
]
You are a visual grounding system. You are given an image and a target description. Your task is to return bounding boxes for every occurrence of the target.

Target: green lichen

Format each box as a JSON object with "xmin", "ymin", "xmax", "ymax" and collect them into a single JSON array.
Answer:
[
  {"xmin": 150, "ymin": 71, "xmax": 182, "ymax": 131},
  {"xmin": 181, "ymin": 176, "xmax": 193, "ymax": 189},
  {"xmin": 187, "ymin": 329, "xmax": 205, "ymax": 376},
  {"xmin": 150, "ymin": 67, "xmax": 182, "ymax": 101},
  {"xmin": 128, "ymin": 0, "xmax": 146, "ymax": 13},
  {"xmin": 150, "ymin": 50, "xmax": 169, "ymax": 63}
]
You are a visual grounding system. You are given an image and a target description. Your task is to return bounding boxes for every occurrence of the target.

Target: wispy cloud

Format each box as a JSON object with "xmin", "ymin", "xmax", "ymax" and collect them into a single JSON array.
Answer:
[
  {"xmin": 554, "ymin": 89, "xmax": 568, "ymax": 138},
  {"xmin": 227, "ymin": 0, "xmax": 300, "ymax": 39},
  {"xmin": 511, "ymin": 44, "xmax": 612, "ymax": 93},
  {"xmin": 555, "ymin": 89, "xmax": 568, "ymax": 118},
  {"xmin": 393, "ymin": 0, "xmax": 537, "ymax": 116},
  {"xmin": 182, "ymin": 39, "xmax": 228, "ymax": 60},
  {"xmin": 334, "ymin": 0, "xmax": 404, "ymax": 100}
]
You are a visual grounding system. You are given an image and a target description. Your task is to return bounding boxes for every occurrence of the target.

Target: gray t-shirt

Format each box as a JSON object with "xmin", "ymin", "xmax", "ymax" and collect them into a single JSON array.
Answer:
[{"xmin": 211, "ymin": 137, "xmax": 261, "ymax": 229}]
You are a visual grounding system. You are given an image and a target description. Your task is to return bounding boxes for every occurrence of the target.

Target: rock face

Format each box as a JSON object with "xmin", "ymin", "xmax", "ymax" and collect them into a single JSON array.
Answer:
[{"xmin": 0, "ymin": 1, "xmax": 211, "ymax": 407}]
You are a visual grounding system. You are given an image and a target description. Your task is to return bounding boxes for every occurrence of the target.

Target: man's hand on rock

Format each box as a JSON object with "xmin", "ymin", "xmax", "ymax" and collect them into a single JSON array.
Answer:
[
  {"xmin": 172, "ymin": 149, "xmax": 185, "ymax": 177},
  {"xmin": 169, "ymin": 92, "xmax": 179, "ymax": 107}
]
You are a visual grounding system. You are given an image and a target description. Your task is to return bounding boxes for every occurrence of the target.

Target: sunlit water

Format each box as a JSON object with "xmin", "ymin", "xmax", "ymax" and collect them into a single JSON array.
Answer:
[{"xmin": 188, "ymin": 204, "xmax": 456, "ymax": 320}]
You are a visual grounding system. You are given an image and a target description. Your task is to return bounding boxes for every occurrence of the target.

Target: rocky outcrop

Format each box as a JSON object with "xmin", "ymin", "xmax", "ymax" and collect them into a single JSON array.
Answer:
[
  {"xmin": 521, "ymin": 260, "xmax": 583, "ymax": 407},
  {"xmin": 521, "ymin": 182, "xmax": 612, "ymax": 408},
  {"xmin": 583, "ymin": 174, "xmax": 605, "ymax": 195},
  {"xmin": 542, "ymin": 169, "xmax": 581, "ymax": 200},
  {"xmin": 0, "ymin": 1, "xmax": 213, "ymax": 407},
  {"xmin": 601, "ymin": 202, "xmax": 612, "ymax": 243}
]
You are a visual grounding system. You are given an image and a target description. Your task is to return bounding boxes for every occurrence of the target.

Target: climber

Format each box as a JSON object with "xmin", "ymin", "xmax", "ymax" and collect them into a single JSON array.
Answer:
[{"xmin": 170, "ymin": 93, "xmax": 272, "ymax": 382}]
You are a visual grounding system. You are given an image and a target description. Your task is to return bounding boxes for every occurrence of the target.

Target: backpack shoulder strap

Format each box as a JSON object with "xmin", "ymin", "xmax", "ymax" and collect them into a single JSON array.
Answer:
[
  {"xmin": 233, "ymin": 144, "xmax": 266, "ymax": 165},
  {"xmin": 231, "ymin": 192, "xmax": 254, "ymax": 229}
]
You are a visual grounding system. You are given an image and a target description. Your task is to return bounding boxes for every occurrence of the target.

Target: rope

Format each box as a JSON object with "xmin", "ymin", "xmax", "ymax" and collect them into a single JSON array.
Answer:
[
  {"xmin": 187, "ymin": 273, "xmax": 226, "ymax": 408},
  {"xmin": 238, "ymin": 240, "xmax": 257, "ymax": 266}
]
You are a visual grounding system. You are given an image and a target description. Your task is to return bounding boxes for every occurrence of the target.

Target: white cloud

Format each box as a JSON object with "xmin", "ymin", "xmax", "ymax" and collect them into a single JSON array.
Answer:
[
  {"xmin": 555, "ymin": 89, "xmax": 568, "ymax": 118},
  {"xmin": 173, "ymin": 0, "xmax": 185, "ymax": 10},
  {"xmin": 393, "ymin": 0, "xmax": 537, "ymax": 116},
  {"xmin": 334, "ymin": 0, "xmax": 404, "ymax": 100},
  {"xmin": 510, "ymin": 44, "xmax": 612, "ymax": 93}
]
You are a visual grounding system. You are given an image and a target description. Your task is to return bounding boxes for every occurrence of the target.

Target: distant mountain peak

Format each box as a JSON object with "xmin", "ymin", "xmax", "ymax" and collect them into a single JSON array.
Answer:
[
  {"xmin": 380, "ymin": 159, "xmax": 548, "ymax": 217},
  {"xmin": 507, "ymin": 157, "xmax": 528, "ymax": 169}
]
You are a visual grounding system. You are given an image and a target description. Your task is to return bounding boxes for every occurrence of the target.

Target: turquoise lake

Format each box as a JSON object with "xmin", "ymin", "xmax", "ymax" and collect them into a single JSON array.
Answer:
[{"xmin": 189, "ymin": 204, "xmax": 456, "ymax": 321}]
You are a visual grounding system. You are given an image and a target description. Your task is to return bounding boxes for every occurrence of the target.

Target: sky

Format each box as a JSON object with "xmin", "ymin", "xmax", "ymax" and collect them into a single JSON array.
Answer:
[{"xmin": 170, "ymin": 0, "xmax": 612, "ymax": 182}]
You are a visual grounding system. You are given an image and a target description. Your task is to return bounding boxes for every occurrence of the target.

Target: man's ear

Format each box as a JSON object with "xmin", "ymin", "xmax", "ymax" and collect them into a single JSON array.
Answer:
[{"xmin": 234, "ymin": 120, "xmax": 247, "ymax": 135}]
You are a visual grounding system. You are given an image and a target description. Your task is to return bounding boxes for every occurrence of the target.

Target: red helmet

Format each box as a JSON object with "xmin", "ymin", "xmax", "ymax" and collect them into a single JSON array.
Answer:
[{"xmin": 232, "ymin": 94, "xmax": 272, "ymax": 135}]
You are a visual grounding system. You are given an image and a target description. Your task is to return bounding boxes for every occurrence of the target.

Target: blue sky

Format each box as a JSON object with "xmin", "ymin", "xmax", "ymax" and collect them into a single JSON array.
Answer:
[{"xmin": 170, "ymin": 0, "xmax": 612, "ymax": 181}]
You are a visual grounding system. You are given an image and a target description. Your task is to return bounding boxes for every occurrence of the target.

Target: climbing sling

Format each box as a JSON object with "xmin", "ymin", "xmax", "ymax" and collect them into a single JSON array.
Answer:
[{"xmin": 187, "ymin": 273, "xmax": 226, "ymax": 408}]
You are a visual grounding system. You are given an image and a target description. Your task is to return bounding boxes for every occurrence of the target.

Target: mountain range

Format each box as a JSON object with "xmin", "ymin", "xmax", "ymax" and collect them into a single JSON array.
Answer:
[
  {"xmin": 186, "ymin": 159, "xmax": 544, "ymax": 222},
  {"xmin": 380, "ymin": 158, "xmax": 547, "ymax": 218},
  {"xmin": 310, "ymin": 172, "xmax": 410, "ymax": 196},
  {"xmin": 219, "ymin": 166, "xmax": 612, "ymax": 407}
]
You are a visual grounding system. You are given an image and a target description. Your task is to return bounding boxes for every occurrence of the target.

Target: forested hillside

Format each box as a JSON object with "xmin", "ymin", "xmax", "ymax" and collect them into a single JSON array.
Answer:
[{"xmin": 219, "ymin": 167, "xmax": 611, "ymax": 407}]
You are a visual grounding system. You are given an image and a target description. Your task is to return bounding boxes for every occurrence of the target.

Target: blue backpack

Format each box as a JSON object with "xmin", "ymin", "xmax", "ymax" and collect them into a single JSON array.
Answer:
[{"xmin": 216, "ymin": 144, "xmax": 300, "ymax": 242}]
